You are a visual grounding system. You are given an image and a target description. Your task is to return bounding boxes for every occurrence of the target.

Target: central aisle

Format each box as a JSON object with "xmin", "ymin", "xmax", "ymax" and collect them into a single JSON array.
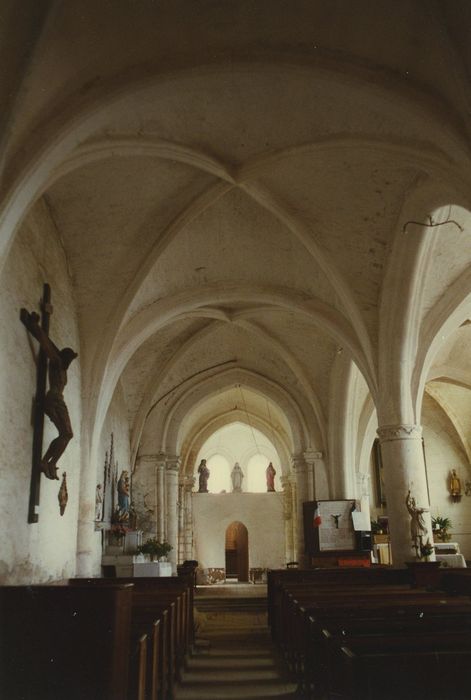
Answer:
[{"xmin": 174, "ymin": 584, "xmax": 297, "ymax": 700}]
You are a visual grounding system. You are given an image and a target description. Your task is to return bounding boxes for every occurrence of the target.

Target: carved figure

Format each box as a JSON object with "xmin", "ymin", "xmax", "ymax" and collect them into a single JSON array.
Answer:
[
  {"xmin": 197, "ymin": 459, "xmax": 210, "ymax": 493},
  {"xmin": 266, "ymin": 462, "xmax": 276, "ymax": 492},
  {"xmin": 20, "ymin": 309, "xmax": 77, "ymax": 480},
  {"xmin": 95, "ymin": 484, "xmax": 103, "ymax": 521},
  {"xmin": 449, "ymin": 469, "xmax": 462, "ymax": 496},
  {"xmin": 231, "ymin": 462, "xmax": 244, "ymax": 492},
  {"xmin": 331, "ymin": 514, "xmax": 341, "ymax": 529},
  {"xmin": 405, "ymin": 490, "xmax": 429, "ymax": 558},
  {"xmin": 58, "ymin": 472, "xmax": 68, "ymax": 516},
  {"xmin": 117, "ymin": 470, "xmax": 130, "ymax": 519}
]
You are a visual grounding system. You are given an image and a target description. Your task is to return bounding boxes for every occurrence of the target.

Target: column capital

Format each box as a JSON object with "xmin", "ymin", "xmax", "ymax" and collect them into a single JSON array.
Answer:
[
  {"xmin": 303, "ymin": 449, "xmax": 323, "ymax": 464},
  {"xmin": 377, "ymin": 424, "xmax": 422, "ymax": 442},
  {"xmin": 292, "ymin": 455, "xmax": 307, "ymax": 473},
  {"xmin": 137, "ymin": 453, "xmax": 164, "ymax": 463},
  {"xmin": 280, "ymin": 475, "xmax": 292, "ymax": 490},
  {"xmin": 166, "ymin": 455, "xmax": 181, "ymax": 473},
  {"xmin": 182, "ymin": 476, "xmax": 196, "ymax": 491}
]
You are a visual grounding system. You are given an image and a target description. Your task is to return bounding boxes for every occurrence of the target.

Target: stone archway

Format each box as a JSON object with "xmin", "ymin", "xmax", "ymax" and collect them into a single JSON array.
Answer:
[{"xmin": 225, "ymin": 522, "xmax": 249, "ymax": 582}]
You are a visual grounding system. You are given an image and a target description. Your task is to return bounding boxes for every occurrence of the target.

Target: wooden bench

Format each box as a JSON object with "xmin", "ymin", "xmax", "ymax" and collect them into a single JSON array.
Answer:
[
  {"xmin": 66, "ymin": 575, "xmax": 193, "ymax": 699},
  {"xmin": 0, "ymin": 583, "xmax": 137, "ymax": 700},
  {"xmin": 269, "ymin": 572, "xmax": 471, "ymax": 698},
  {"xmin": 335, "ymin": 636, "xmax": 471, "ymax": 700}
]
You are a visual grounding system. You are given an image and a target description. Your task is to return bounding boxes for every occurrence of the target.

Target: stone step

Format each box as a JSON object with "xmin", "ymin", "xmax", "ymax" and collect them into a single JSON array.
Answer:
[
  {"xmin": 181, "ymin": 668, "xmax": 286, "ymax": 684},
  {"xmin": 195, "ymin": 646, "xmax": 274, "ymax": 658},
  {"xmin": 173, "ymin": 681, "xmax": 297, "ymax": 700},
  {"xmin": 187, "ymin": 655, "xmax": 278, "ymax": 670}
]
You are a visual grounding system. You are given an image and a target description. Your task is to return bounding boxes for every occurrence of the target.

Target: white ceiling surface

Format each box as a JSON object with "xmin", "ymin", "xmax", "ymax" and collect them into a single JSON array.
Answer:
[{"xmin": 3, "ymin": 1, "xmax": 471, "ymax": 465}]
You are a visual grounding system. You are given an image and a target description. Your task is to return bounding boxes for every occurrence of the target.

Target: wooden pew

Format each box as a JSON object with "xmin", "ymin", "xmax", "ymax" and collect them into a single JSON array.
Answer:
[
  {"xmin": 267, "ymin": 567, "xmax": 411, "ymax": 642},
  {"xmin": 0, "ymin": 583, "xmax": 135, "ymax": 700},
  {"xmin": 334, "ymin": 636, "xmax": 471, "ymax": 700},
  {"xmin": 67, "ymin": 576, "xmax": 191, "ymax": 699},
  {"xmin": 269, "ymin": 572, "xmax": 471, "ymax": 698}
]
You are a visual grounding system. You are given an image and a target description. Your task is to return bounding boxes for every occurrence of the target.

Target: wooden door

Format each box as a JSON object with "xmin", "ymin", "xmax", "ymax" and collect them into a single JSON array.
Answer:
[{"xmin": 225, "ymin": 522, "xmax": 249, "ymax": 581}]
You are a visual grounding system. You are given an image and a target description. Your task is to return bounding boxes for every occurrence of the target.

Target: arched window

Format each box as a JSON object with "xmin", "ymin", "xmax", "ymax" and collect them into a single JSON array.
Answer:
[
  {"xmin": 205, "ymin": 454, "xmax": 231, "ymax": 493},
  {"xmin": 246, "ymin": 453, "xmax": 279, "ymax": 492}
]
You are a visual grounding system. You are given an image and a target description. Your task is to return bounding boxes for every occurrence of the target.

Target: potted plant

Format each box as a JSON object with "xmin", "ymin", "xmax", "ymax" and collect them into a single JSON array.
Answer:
[
  {"xmin": 419, "ymin": 539, "xmax": 434, "ymax": 561},
  {"xmin": 432, "ymin": 515, "xmax": 452, "ymax": 542},
  {"xmin": 137, "ymin": 538, "xmax": 172, "ymax": 561}
]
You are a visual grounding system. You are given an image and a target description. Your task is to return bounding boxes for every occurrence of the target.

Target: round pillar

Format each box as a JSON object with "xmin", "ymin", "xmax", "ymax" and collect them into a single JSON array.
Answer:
[
  {"xmin": 377, "ymin": 424, "xmax": 434, "ymax": 565},
  {"xmin": 281, "ymin": 475, "xmax": 295, "ymax": 563},
  {"xmin": 156, "ymin": 455, "xmax": 166, "ymax": 541},
  {"xmin": 293, "ymin": 456, "xmax": 309, "ymax": 566},
  {"xmin": 165, "ymin": 456, "xmax": 180, "ymax": 574}
]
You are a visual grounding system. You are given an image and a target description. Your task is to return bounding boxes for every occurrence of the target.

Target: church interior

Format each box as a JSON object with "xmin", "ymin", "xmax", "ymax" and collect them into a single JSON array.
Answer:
[{"xmin": 2, "ymin": 2, "xmax": 471, "ymax": 698}]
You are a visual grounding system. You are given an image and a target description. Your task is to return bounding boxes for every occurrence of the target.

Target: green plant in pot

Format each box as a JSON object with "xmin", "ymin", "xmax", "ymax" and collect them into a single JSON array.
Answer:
[
  {"xmin": 432, "ymin": 515, "xmax": 452, "ymax": 542},
  {"xmin": 419, "ymin": 539, "xmax": 434, "ymax": 561},
  {"xmin": 138, "ymin": 538, "xmax": 173, "ymax": 561}
]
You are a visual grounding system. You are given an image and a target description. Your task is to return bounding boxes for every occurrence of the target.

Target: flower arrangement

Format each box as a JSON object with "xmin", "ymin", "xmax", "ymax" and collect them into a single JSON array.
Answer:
[
  {"xmin": 137, "ymin": 538, "xmax": 172, "ymax": 560},
  {"xmin": 110, "ymin": 522, "xmax": 130, "ymax": 537},
  {"xmin": 419, "ymin": 539, "xmax": 434, "ymax": 560}
]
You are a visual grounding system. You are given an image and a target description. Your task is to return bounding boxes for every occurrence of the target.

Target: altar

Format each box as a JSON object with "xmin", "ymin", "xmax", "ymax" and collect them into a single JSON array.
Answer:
[{"xmin": 434, "ymin": 542, "xmax": 467, "ymax": 568}]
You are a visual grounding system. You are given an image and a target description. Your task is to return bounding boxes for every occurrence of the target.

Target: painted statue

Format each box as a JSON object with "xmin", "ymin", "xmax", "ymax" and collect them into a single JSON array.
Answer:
[
  {"xmin": 266, "ymin": 462, "xmax": 276, "ymax": 492},
  {"xmin": 197, "ymin": 459, "xmax": 210, "ymax": 493},
  {"xmin": 449, "ymin": 469, "xmax": 462, "ymax": 496},
  {"xmin": 117, "ymin": 470, "xmax": 130, "ymax": 518}
]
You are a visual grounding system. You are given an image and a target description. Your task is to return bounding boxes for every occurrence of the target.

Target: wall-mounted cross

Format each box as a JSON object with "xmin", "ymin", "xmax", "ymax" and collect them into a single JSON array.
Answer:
[{"xmin": 20, "ymin": 284, "xmax": 77, "ymax": 523}]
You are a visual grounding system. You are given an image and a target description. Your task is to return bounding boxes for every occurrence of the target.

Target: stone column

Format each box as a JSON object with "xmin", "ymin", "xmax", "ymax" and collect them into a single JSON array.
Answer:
[
  {"xmin": 177, "ymin": 480, "xmax": 185, "ymax": 565},
  {"xmin": 165, "ymin": 456, "xmax": 180, "ymax": 574},
  {"xmin": 156, "ymin": 454, "xmax": 166, "ymax": 542},
  {"xmin": 183, "ymin": 476, "xmax": 196, "ymax": 561},
  {"xmin": 304, "ymin": 449, "xmax": 323, "ymax": 501},
  {"xmin": 290, "ymin": 473, "xmax": 298, "ymax": 562},
  {"xmin": 281, "ymin": 475, "xmax": 295, "ymax": 563},
  {"xmin": 293, "ymin": 456, "xmax": 309, "ymax": 566},
  {"xmin": 133, "ymin": 454, "xmax": 159, "ymax": 535},
  {"xmin": 356, "ymin": 471, "xmax": 371, "ymax": 525},
  {"xmin": 377, "ymin": 424, "xmax": 434, "ymax": 565}
]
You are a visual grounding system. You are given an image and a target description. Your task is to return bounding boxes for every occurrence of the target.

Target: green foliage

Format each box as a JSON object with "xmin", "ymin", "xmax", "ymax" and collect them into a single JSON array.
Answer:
[
  {"xmin": 432, "ymin": 515, "xmax": 452, "ymax": 531},
  {"xmin": 137, "ymin": 538, "xmax": 172, "ymax": 559},
  {"xmin": 432, "ymin": 515, "xmax": 452, "ymax": 542},
  {"xmin": 420, "ymin": 539, "xmax": 434, "ymax": 558},
  {"xmin": 370, "ymin": 519, "xmax": 383, "ymax": 534}
]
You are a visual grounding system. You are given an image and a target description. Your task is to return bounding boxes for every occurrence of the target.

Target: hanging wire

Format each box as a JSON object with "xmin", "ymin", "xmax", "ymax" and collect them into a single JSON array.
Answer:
[
  {"xmin": 238, "ymin": 384, "xmax": 261, "ymax": 453},
  {"xmin": 265, "ymin": 397, "xmax": 278, "ymax": 450}
]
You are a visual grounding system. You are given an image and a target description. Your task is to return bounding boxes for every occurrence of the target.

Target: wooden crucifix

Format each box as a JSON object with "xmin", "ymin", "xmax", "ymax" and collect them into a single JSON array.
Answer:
[{"xmin": 20, "ymin": 284, "xmax": 78, "ymax": 523}]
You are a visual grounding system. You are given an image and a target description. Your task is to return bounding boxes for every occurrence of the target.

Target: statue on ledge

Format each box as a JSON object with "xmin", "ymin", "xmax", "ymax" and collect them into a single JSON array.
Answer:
[
  {"xmin": 197, "ymin": 459, "xmax": 210, "ymax": 493},
  {"xmin": 266, "ymin": 462, "xmax": 276, "ymax": 492},
  {"xmin": 231, "ymin": 462, "xmax": 244, "ymax": 492}
]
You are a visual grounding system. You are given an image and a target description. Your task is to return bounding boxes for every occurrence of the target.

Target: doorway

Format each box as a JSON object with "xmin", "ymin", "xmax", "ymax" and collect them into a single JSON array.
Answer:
[{"xmin": 225, "ymin": 521, "xmax": 249, "ymax": 582}]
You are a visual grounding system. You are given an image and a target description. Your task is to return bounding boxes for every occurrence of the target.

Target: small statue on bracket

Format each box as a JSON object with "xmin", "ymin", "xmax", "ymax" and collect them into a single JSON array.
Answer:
[{"xmin": 449, "ymin": 469, "xmax": 462, "ymax": 501}]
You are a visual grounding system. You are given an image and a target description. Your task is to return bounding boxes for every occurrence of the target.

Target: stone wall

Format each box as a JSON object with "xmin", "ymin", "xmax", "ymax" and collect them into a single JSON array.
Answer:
[
  {"xmin": 0, "ymin": 199, "xmax": 81, "ymax": 583},
  {"xmin": 423, "ymin": 394, "xmax": 471, "ymax": 559},
  {"xmin": 192, "ymin": 492, "xmax": 285, "ymax": 573}
]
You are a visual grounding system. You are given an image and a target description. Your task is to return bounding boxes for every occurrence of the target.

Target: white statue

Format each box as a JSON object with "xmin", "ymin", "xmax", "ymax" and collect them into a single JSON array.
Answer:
[
  {"xmin": 231, "ymin": 462, "xmax": 244, "ymax": 492},
  {"xmin": 405, "ymin": 490, "xmax": 428, "ymax": 558},
  {"xmin": 95, "ymin": 484, "xmax": 103, "ymax": 521}
]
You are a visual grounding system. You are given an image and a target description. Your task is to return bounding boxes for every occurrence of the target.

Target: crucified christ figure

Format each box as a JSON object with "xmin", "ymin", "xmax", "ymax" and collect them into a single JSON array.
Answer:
[{"xmin": 20, "ymin": 309, "xmax": 77, "ymax": 480}]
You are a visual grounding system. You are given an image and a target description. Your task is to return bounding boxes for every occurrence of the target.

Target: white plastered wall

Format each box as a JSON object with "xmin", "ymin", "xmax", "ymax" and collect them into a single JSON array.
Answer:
[
  {"xmin": 0, "ymin": 199, "xmax": 81, "ymax": 583},
  {"xmin": 192, "ymin": 493, "xmax": 285, "ymax": 571}
]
